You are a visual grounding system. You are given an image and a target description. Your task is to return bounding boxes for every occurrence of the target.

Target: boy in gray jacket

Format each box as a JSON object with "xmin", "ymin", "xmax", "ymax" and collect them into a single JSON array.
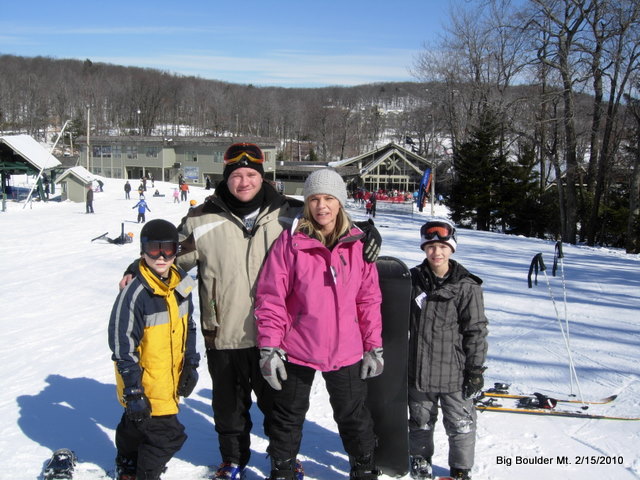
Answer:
[{"xmin": 408, "ymin": 219, "xmax": 488, "ymax": 480}]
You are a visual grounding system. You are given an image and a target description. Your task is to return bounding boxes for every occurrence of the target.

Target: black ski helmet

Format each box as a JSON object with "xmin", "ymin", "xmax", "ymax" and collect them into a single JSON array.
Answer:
[{"xmin": 140, "ymin": 219, "xmax": 179, "ymax": 246}]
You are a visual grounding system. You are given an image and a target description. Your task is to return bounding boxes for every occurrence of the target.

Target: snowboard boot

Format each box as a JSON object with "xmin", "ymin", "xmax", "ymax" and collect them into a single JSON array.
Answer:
[
  {"xmin": 138, "ymin": 467, "xmax": 165, "ymax": 480},
  {"xmin": 450, "ymin": 467, "xmax": 471, "ymax": 480},
  {"xmin": 213, "ymin": 461, "xmax": 246, "ymax": 479},
  {"xmin": 266, "ymin": 458, "xmax": 304, "ymax": 480},
  {"xmin": 410, "ymin": 455, "xmax": 433, "ymax": 479},
  {"xmin": 348, "ymin": 453, "xmax": 380, "ymax": 479},
  {"xmin": 115, "ymin": 454, "xmax": 137, "ymax": 480}
]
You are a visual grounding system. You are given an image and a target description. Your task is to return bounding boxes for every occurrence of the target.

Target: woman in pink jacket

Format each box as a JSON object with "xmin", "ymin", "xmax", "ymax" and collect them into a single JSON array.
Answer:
[{"xmin": 255, "ymin": 168, "xmax": 384, "ymax": 480}]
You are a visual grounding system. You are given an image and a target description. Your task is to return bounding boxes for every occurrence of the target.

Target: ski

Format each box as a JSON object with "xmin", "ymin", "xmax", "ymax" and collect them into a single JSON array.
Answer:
[
  {"xmin": 90, "ymin": 232, "xmax": 109, "ymax": 242},
  {"xmin": 475, "ymin": 403, "xmax": 640, "ymax": 421},
  {"xmin": 480, "ymin": 391, "xmax": 618, "ymax": 405}
]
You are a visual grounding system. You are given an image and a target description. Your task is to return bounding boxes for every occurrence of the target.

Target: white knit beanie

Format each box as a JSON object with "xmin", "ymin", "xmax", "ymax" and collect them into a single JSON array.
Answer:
[
  {"xmin": 303, "ymin": 168, "xmax": 348, "ymax": 207},
  {"xmin": 420, "ymin": 218, "xmax": 457, "ymax": 252}
]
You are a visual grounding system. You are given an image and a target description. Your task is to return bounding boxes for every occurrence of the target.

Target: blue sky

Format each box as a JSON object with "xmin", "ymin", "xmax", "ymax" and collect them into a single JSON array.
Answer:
[{"xmin": 0, "ymin": 0, "xmax": 451, "ymax": 87}]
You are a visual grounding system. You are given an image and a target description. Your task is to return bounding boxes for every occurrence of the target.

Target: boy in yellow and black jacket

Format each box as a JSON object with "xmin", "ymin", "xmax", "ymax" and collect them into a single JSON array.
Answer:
[{"xmin": 108, "ymin": 219, "xmax": 199, "ymax": 480}]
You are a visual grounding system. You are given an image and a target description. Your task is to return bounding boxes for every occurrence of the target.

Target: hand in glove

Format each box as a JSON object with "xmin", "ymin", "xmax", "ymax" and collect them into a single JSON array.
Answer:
[
  {"xmin": 123, "ymin": 387, "xmax": 152, "ymax": 422},
  {"xmin": 462, "ymin": 366, "xmax": 486, "ymax": 399},
  {"xmin": 259, "ymin": 347, "xmax": 287, "ymax": 390},
  {"xmin": 360, "ymin": 347, "xmax": 384, "ymax": 380},
  {"xmin": 177, "ymin": 363, "xmax": 199, "ymax": 397},
  {"xmin": 354, "ymin": 219, "xmax": 382, "ymax": 263}
]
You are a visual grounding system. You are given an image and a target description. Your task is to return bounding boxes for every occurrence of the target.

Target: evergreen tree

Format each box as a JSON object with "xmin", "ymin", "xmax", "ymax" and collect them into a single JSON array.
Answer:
[
  {"xmin": 449, "ymin": 112, "xmax": 502, "ymax": 230},
  {"xmin": 450, "ymin": 114, "xmax": 548, "ymax": 235},
  {"xmin": 497, "ymin": 143, "xmax": 542, "ymax": 237}
]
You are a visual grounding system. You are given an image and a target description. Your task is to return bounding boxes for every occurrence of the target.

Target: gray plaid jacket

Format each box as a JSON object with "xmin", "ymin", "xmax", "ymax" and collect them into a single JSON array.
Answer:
[{"xmin": 409, "ymin": 259, "xmax": 488, "ymax": 393}]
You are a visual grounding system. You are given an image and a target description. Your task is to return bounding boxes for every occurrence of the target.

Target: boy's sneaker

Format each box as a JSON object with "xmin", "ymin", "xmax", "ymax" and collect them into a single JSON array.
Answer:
[
  {"xmin": 450, "ymin": 468, "xmax": 471, "ymax": 480},
  {"xmin": 213, "ymin": 462, "xmax": 246, "ymax": 479},
  {"xmin": 267, "ymin": 458, "xmax": 304, "ymax": 480},
  {"xmin": 115, "ymin": 454, "xmax": 137, "ymax": 480},
  {"xmin": 116, "ymin": 474, "xmax": 136, "ymax": 480},
  {"xmin": 410, "ymin": 455, "xmax": 433, "ymax": 479},
  {"xmin": 349, "ymin": 454, "xmax": 380, "ymax": 480}
]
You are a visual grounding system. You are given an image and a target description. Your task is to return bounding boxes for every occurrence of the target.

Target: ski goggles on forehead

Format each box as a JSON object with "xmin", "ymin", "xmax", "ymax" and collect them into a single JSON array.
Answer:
[
  {"xmin": 142, "ymin": 241, "xmax": 178, "ymax": 259},
  {"xmin": 223, "ymin": 143, "xmax": 264, "ymax": 165},
  {"xmin": 420, "ymin": 222, "xmax": 456, "ymax": 242}
]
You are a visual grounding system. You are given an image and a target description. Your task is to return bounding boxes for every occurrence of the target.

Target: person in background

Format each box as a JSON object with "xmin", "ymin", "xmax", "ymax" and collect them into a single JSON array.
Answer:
[
  {"xmin": 180, "ymin": 182, "xmax": 189, "ymax": 202},
  {"xmin": 255, "ymin": 168, "xmax": 383, "ymax": 480},
  {"xmin": 108, "ymin": 219, "xmax": 199, "ymax": 480},
  {"xmin": 124, "ymin": 180, "xmax": 132, "ymax": 200},
  {"xmin": 119, "ymin": 144, "xmax": 382, "ymax": 480},
  {"xmin": 407, "ymin": 218, "xmax": 488, "ymax": 480},
  {"xmin": 133, "ymin": 195, "xmax": 151, "ymax": 223},
  {"xmin": 86, "ymin": 184, "xmax": 94, "ymax": 214},
  {"xmin": 369, "ymin": 191, "xmax": 377, "ymax": 218}
]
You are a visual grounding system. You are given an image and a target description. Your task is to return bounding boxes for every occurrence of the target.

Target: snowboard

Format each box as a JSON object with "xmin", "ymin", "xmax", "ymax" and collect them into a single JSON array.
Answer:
[{"xmin": 366, "ymin": 256, "xmax": 412, "ymax": 477}]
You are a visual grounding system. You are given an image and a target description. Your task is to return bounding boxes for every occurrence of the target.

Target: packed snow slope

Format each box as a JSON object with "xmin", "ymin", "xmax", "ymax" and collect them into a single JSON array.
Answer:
[{"xmin": 1, "ymin": 176, "xmax": 639, "ymax": 480}]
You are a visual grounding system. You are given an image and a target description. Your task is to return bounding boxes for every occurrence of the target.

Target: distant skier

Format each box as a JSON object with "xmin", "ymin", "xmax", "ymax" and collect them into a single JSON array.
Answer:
[
  {"xmin": 132, "ymin": 196, "xmax": 151, "ymax": 223},
  {"xmin": 85, "ymin": 184, "xmax": 94, "ymax": 214},
  {"xmin": 124, "ymin": 181, "xmax": 131, "ymax": 200},
  {"xmin": 180, "ymin": 182, "xmax": 190, "ymax": 202},
  {"xmin": 369, "ymin": 191, "xmax": 377, "ymax": 218},
  {"xmin": 408, "ymin": 218, "xmax": 488, "ymax": 480}
]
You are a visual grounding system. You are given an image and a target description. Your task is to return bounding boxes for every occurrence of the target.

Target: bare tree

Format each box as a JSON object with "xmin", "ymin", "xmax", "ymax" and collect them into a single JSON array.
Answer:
[
  {"xmin": 584, "ymin": 0, "xmax": 640, "ymax": 244},
  {"xmin": 625, "ymin": 89, "xmax": 640, "ymax": 253},
  {"xmin": 522, "ymin": 0, "xmax": 596, "ymax": 243}
]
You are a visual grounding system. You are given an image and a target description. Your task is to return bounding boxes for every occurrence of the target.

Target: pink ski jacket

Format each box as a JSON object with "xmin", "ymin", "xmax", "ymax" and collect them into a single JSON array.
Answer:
[{"xmin": 255, "ymin": 225, "xmax": 382, "ymax": 372}]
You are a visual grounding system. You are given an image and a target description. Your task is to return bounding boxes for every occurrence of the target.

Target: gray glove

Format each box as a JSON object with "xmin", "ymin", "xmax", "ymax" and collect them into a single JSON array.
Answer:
[
  {"xmin": 360, "ymin": 347, "xmax": 384, "ymax": 380},
  {"xmin": 259, "ymin": 347, "xmax": 287, "ymax": 390}
]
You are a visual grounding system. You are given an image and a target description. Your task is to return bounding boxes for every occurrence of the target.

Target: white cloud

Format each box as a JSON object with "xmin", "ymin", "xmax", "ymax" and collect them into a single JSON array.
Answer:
[{"xmin": 92, "ymin": 49, "xmax": 415, "ymax": 87}]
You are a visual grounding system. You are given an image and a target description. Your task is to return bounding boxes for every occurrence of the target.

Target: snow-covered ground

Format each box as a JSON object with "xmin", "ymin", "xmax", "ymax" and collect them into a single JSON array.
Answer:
[{"xmin": 1, "ymin": 176, "xmax": 639, "ymax": 479}]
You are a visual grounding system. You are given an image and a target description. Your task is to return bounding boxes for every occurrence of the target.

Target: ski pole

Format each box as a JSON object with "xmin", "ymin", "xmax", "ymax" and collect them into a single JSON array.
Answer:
[
  {"xmin": 536, "ymin": 253, "xmax": 587, "ymax": 408},
  {"xmin": 553, "ymin": 241, "xmax": 573, "ymax": 395}
]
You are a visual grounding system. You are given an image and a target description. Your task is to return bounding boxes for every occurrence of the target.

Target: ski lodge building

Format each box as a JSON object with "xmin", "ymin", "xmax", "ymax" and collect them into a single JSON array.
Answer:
[{"xmin": 75, "ymin": 136, "xmax": 431, "ymax": 196}]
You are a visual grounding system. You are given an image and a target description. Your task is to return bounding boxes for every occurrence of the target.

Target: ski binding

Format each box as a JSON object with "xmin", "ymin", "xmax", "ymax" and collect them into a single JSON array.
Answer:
[{"xmin": 44, "ymin": 448, "xmax": 77, "ymax": 479}]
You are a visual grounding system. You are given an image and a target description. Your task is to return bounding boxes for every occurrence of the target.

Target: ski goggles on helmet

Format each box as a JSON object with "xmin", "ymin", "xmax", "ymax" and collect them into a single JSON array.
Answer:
[
  {"xmin": 142, "ymin": 240, "xmax": 179, "ymax": 259},
  {"xmin": 223, "ymin": 143, "xmax": 264, "ymax": 165},
  {"xmin": 420, "ymin": 221, "xmax": 456, "ymax": 242}
]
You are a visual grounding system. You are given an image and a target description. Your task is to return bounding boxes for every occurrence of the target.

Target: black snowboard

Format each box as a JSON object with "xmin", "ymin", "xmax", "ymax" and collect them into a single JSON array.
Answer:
[{"xmin": 366, "ymin": 256, "xmax": 411, "ymax": 477}]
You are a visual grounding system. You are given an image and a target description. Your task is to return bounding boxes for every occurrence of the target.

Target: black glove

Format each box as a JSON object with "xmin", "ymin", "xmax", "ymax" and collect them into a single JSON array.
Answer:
[
  {"xmin": 177, "ymin": 363, "xmax": 199, "ymax": 397},
  {"xmin": 123, "ymin": 386, "xmax": 152, "ymax": 422},
  {"xmin": 355, "ymin": 219, "xmax": 382, "ymax": 263},
  {"xmin": 462, "ymin": 366, "xmax": 486, "ymax": 399}
]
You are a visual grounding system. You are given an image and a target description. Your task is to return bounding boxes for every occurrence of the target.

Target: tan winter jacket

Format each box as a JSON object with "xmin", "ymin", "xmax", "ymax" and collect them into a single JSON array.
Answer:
[{"xmin": 176, "ymin": 183, "xmax": 302, "ymax": 350}]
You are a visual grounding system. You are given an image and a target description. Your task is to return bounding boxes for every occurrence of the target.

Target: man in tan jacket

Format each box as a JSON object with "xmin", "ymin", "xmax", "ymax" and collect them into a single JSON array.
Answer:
[{"xmin": 121, "ymin": 144, "xmax": 381, "ymax": 479}]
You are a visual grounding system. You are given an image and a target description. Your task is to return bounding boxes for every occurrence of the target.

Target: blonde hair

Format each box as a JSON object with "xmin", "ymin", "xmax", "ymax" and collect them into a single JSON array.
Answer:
[{"xmin": 297, "ymin": 201, "xmax": 352, "ymax": 247}]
